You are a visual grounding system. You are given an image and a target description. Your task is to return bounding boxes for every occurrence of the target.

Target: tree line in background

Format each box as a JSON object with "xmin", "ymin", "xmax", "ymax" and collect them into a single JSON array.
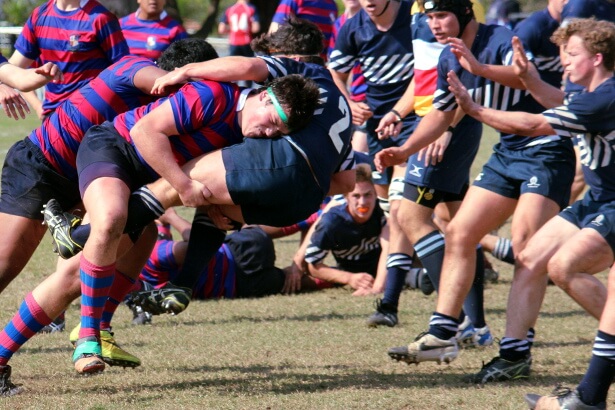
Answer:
[{"xmin": 0, "ymin": 0, "xmax": 278, "ymax": 38}]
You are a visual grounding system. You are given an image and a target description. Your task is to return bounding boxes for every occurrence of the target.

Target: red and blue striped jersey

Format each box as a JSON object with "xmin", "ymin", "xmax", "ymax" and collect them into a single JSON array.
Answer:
[
  {"xmin": 140, "ymin": 238, "xmax": 237, "ymax": 299},
  {"xmin": 120, "ymin": 11, "xmax": 188, "ymax": 61},
  {"xmin": 220, "ymin": 2, "xmax": 260, "ymax": 46},
  {"xmin": 272, "ymin": 0, "xmax": 338, "ymax": 58},
  {"xmin": 14, "ymin": 0, "xmax": 128, "ymax": 115},
  {"xmin": 329, "ymin": 12, "xmax": 366, "ymax": 102},
  {"xmin": 28, "ymin": 56, "xmax": 157, "ymax": 181},
  {"xmin": 114, "ymin": 80, "xmax": 244, "ymax": 176}
]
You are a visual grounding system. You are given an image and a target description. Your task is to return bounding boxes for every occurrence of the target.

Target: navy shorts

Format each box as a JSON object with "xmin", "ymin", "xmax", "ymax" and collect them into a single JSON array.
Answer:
[
  {"xmin": 366, "ymin": 115, "xmax": 415, "ymax": 185},
  {"xmin": 405, "ymin": 115, "xmax": 481, "ymax": 194},
  {"xmin": 222, "ymin": 137, "xmax": 325, "ymax": 227},
  {"xmin": 473, "ymin": 139, "xmax": 575, "ymax": 209},
  {"xmin": 76, "ymin": 122, "xmax": 155, "ymax": 196},
  {"xmin": 0, "ymin": 138, "xmax": 81, "ymax": 219},
  {"xmin": 403, "ymin": 183, "xmax": 468, "ymax": 209},
  {"xmin": 560, "ymin": 196, "xmax": 615, "ymax": 253},
  {"xmin": 227, "ymin": 226, "xmax": 285, "ymax": 298}
]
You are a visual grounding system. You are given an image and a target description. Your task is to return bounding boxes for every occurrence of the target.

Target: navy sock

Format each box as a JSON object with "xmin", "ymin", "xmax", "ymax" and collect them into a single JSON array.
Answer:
[
  {"xmin": 493, "ymin": 237, "xmax": 515, "ymax": 264},
  {"xmin": 381, "ymin": 253, "xmax": 413, "ymax": 308},
  {"xmin": 415, "ymin": 231, "xmax": 445, "ymax": 292},
  {"xmin": 578, "ymin": 330, "xmax": 615, "ymax": 406},
  {"xmin": 527, "ymin": 327, "xmax": 535, "ymax": 348},
  {"xmin": 463, "ymin": 246, "xmax": 486, "ymax": 328},
  {"xmin": 173, "ymin": 211, "xmax": 226, "ymax": 289},
  {"xmin": 499, "ymin": 337, "xmax": 530, "ymax": 362},
  {"xmin": 428, "ymin": 312, "xmax": 459, "ymax": 340}
]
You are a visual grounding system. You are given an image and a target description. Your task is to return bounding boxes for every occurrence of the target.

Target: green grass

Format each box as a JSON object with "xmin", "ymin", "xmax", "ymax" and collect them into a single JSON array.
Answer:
[{"xmin": 0, "ymin": 113, "xmax": 603, "ymax": 409}]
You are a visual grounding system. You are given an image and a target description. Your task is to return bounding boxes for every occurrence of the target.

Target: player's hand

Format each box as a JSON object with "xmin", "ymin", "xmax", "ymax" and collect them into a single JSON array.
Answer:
[
  {"xmin": 348, "ymin": 273, "xmax": 374, "ymax": 291},
  {"xmin": 418, "ymin": 128, "xmax": 452, "ymax": 166},
  {"xmin": 281, "ymin": 264, "xmax": 303, "ymax": 294},
  {"xmin": 349, "ymin": 100, "xmax": 373, "ymax": 125},
  {"xmin": 447, "ymin": 71, "xmax": 478, "ymax": 115},
  {"xmin": 512, "ymin": 36, "xmax": 530, "ymax": 78},
  {"xmin": 375, "ymin": 111, "xmax": 403, "ymax": 140},
  {"xmin": 0, "ymin": 84, "xmax": 29, "ymax": 120},
  {"xmin": 207, "ymin": 205, "xmax": 234, "ymax": 230},
  {"xmin": 177, "ymin": 179, "xmax": 212, "ymax": 208},
  {"xmin": 151, "ymin": 67, "xmax": 190, "ymax": 95},
  {"xmin": 35, "ymin": 62, "xmax": 63, "ymax": 83},
  {"xmin": 374, "ymin": 146, "xmax": 407, "ymax": 172},
  {"xmin": 448, "ymin": 37, "xmax": 484, "ymax": 76}
]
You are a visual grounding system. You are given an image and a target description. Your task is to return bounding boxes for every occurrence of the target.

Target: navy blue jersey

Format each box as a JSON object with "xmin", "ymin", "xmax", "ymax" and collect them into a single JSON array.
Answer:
[
  {"xmin": 328, "ymin": 1, "xmax": 415, "ymax": 119},
  {"xmin": 513, "ymin": 9, "xmax": 562, "ymax": 88},
  {"xmin": 259, "ymin": 56, "xmax": 354, "ymax": 193},
  {"xmin": 305, "ymin": 203, "xmax": 385, "ymax": 274},
  {"xmin": 562, "ymin": 0, "xmax": 615, "ymax": 23},
  {"xmin": 434, "ymin": 23, "xmax": 548, "ymax": 150},
  {"xmin": 543, "ymin": 77, "xmax": 615, "ymax": 202}
]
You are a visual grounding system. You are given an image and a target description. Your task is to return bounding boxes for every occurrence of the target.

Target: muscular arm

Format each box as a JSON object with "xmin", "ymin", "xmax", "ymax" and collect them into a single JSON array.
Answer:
[
  {"xmin": 151, "ymin": 57, "xmax": 270, "ymax": 94},
  {"xmin": 328, "ymin": 170, "xmax": 356, "ymax": 195}
]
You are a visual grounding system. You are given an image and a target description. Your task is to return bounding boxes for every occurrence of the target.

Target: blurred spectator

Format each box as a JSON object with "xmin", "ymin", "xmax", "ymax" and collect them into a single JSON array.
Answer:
[{"xmin": 120, "ymin": 0, "xmax": 188, "ymax": 61}]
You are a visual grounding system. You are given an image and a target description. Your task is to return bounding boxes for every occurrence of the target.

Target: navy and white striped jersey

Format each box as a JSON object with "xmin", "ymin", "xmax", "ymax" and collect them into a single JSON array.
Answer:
[
  {"xmin": 305, "ymin": 204, "xmax": 385, "ymax": 274},
  {"xmin": 328, "ymin": 0, "xmax": 415, "ymax": 119},
  {"xmin": 433, "ymin": 23, "xmax": 547, "ymax": 150},
  {"xmin": 513, "ymin": 9, "xmax": 562, "ymax": 88},
  {"xmin": 258, "ymin": 56, "xmax": 354, "ymax": 193},
  {"xmin": 543, "ymin": 77, "xmax": 615, "ymax": 202}
]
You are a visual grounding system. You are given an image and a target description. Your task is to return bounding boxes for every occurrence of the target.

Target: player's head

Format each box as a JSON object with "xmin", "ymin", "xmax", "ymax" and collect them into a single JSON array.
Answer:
[
  {"xmin": 346, "ymin": 163, "xmax": 377, "ymax": 224},
  {"xmin": 242, "ymin": 74, "xmax": 320, "ymax": 138},
  {"xmin": 138, "ymin": 0, "xmax": 166, "ymax": 18},
  {"xmin": 551, "ymin": 18, "xmax": 615, "ymax": 76},
  {"xmin": 424, "ymin": 0, "xmax": 474, "ymax": 38},
  {"xmin": 157, "ymin": 38, "xmax": 219, "ymax": 71},
  {"xmin": 251, "ymin": 17, "xmax": 325, "ymax": 65}
]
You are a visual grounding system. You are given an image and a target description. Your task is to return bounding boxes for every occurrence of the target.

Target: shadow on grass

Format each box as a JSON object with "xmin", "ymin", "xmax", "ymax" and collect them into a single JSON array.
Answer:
[
  {"xmin": 485, "ymin": 308, "xmax": 587, "ymax": 319},
  {"xmin": 82, "ymin": 364, "xmax": 586, "ymax": 396},
  {"xmin": 151, "ymin": 312, "xmax": 369, "ymax": 327}
]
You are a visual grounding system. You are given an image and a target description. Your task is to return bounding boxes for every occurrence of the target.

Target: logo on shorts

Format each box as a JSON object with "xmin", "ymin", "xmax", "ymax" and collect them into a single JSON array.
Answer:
[
  {"xmin": 527, "ymin": 176, "xmax": 541, "ymax": 189},
  {"xmin": 372, "ymin": 171, "xmax": 382, "ymax": 180},
  {"xmin": 475, "ymin": 172, "xmax": 483, "ymax": 181},
  {"xmin": 146, "ymin": 36, "xmax": 157, "ymax": 50},
  {"xmin": 591, "ymin": 214, "xmax": 605, "ymax": 227},
  {"xmin": 409, "ymin": 164, "xmax": 423, "ymax": 178}
]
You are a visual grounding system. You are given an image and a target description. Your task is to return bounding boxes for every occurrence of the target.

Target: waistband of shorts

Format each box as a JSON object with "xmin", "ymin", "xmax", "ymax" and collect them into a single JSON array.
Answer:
[{"xmin": 23, "ymin": 137, "xmax": 57, "ymax": 171}]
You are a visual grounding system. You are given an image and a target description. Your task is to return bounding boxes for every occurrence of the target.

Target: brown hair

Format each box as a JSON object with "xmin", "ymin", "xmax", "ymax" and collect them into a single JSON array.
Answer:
[
  {"xmin": 551, "ymin": 18, "xmax": 615, "ymax": 71},
  {"xmin": 355, "ymin": 163, "xmax": 373, "ymax": 185}
]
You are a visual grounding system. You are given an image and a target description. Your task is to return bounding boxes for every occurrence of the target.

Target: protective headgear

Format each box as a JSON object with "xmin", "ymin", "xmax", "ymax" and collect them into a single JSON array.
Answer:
[{"xmin": 423, "ymin": 0, "xmax": 474, "ymax": 38}]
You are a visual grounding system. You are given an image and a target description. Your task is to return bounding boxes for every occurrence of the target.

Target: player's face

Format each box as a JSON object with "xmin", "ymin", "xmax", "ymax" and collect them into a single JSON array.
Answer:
[
  {"xmin": 241, "ymin": 93, "xmax": 290, "ymax": 138},
  {"xmin": 427, "ymin": 11, "xmax": 460, "ymax": 43},
  {"xmin": 359, "ymin": 0, "xmax": 390, "ymax": 17},
  {"xmin": 346, "ymin": 181, "xmax": 377, "ymax": 224},
  {"xmin": 562, "ymin": 35, "xmax": 597, "ymax": 87},
  {"xmin": 138, "ymin": 0, "xmax": 166, "ymax": 15},
  {"xmin": 549, "ymin": 0, "xmax": 568, "ymax": 16}
]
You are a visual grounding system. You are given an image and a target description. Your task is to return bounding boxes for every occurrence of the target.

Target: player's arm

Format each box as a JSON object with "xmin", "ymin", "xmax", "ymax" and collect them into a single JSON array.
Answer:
[
  {"xmin": 511, "ymin": 36, "xmax": 565, "ymax": 109},
  {"xmin": 329, "ymin": 68, "xmax": 373, "ymax": 125},
  {"xmin": 151, "ymin": 57, "xmax": 269, "ymax": 94},
  {"xmin": 0, "ymin": 61, "xmax": 62, "ymax": 92},
  {"xmin": 307, "ymin": 262, "xmax": 374, "ymax": 291},
  {"xmin": 8, "ymin": 50, "xmax": 43, "ymax": 118},
  {"xmin": 133, "ymin": 65, "xmax": 176, "ymax": 95},
  {"xmin": 130, "ymin": 100, "xmax": 208, "ymax": 208},
  {"xmin": 158, "ymin": 208, "xmax": 192, "ymax": 241},
  {"xmin": 447, "ymin": 37, "xmax": 536, "ymax": 89},
  {"xmin": 375, "ymin": 107, "xmax": 456, "ymax": 171},
  {"xmin": 447, "ymin": 70, "xmax": 554, "ymax": 137}
]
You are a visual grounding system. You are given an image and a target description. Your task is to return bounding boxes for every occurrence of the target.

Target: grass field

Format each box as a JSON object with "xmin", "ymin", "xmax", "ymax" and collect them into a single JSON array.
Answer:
[{"xmin": 0, "ymin": 113, "xmax": 604, "ymax": 409}]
